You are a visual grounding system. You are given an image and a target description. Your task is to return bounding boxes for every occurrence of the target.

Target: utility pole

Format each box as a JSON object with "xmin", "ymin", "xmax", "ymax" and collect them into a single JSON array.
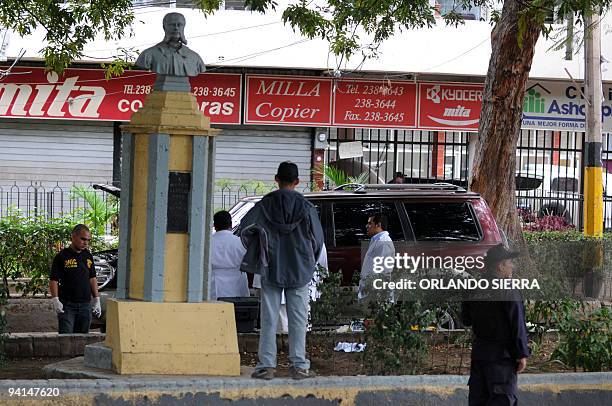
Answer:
[{"xmin": 583, "ymin": 11, "xmax": 603, "ymax": 237}]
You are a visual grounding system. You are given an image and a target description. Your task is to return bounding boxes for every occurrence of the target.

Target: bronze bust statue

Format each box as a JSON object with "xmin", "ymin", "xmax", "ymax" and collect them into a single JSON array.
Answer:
[{"xmin": 136, "ymin": 12, "xmax": 205, "ymax": 77}]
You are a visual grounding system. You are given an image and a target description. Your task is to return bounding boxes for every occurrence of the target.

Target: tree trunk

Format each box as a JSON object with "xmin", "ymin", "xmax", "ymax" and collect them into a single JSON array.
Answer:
[{"xmin": 470, "ymin": 0, "xmax": 542, "ymax": 244}]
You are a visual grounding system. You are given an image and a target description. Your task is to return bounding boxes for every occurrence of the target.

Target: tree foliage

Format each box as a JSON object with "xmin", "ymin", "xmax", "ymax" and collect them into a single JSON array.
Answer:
[
  {"xmin": 200, "ymin": 1, "xmax": 610, "ymax": 65},
  {"xmin": 0, "ymin": 0, "xmax": 134, "ymax": 74},
  {"xmin": 199, "ymin": 0, "xmax": 473, "ymax": 64},
  {"xmin": 2, "ymin": 0, "xmax": 609, "ymax": 77}
]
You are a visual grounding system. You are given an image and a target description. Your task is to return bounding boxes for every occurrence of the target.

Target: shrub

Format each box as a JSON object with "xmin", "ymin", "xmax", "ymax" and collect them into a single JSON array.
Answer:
[
  {"xmin": 309, "ymin": 265, "xmax": 345, "ymax": 327},
  {"xmin": 518, "ymin": 230, "xmax": 612, "ymax": 301},
  {"xmin": 552, "ymin": 305, "xmax": 612, "ymax": 372},
  {"xmin": 517, "ymin": 207, "xmax": 536, "ymax": 225},
  {"xmin": 523, "ymin": 215, "xmax": 575, "ymax": 232},
  {"xmin": 0, "ymin": 210, "xmax": 73, "ymax": 296},
  {"xmin": 363, "ymin": 300, "xmax": 435, "ymax": 375},
  {"xmin": 525, "ymin": 299, "xmax": 582, "ymax": 349},
  {"xmin": 523, "ymin": 230, "xmax": 612, "ymax": 243}
]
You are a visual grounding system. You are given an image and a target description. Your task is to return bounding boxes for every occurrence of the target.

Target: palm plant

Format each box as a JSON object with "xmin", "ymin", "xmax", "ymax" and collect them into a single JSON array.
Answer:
[
  {"xmin": 314, "ymin": 164, "xmax": 369, "ymax": 189},
  {"xmin": 70, "ymin": 186, "xmax": 118, "ymax": 236}
]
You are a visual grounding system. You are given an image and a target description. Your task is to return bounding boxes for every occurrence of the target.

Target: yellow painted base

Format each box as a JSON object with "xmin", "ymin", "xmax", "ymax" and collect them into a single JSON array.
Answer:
[
  {"xmin": 583, "ymin": 166, "xmax": 603, "ymax": 237},
  {"xmin": 105, "ymin": 299, "xmax": 240, "ymax": 375},
  {"xmin": 122, "ymin": 91, "xmax": 220, "ymax": 136}
]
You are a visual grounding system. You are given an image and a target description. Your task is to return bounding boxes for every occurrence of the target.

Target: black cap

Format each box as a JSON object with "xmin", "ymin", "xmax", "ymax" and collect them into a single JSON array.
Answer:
[
  {"xmin": 484, "ymin": 243, "xmax": 520, "ymax": 268},
  {"xmin": 276, "ymin": 161, "xmax": 299, "ymax": 183}
]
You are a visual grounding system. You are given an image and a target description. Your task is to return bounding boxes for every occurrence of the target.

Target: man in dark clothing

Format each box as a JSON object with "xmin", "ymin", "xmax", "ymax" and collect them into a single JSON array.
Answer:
[
  {"xmin": 461, "ymin": 244, "xmax": 530, "ymax": 406},
  {"xmin": 240, "ymin": 161, "xmax": 324, "ymax": 380},
  {"xmin": 50, "ymin": 224, "xmax": 100, "ymax": 334}
]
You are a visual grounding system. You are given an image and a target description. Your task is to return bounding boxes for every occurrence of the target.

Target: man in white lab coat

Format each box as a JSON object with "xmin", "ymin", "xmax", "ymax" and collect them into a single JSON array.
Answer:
[{"xmin": 210, "ymin": 210, "xmax": 250, "ymax": 300}]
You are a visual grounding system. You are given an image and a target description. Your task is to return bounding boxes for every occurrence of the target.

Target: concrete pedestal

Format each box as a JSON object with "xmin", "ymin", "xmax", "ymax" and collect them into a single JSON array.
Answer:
[
  {"xmin": 84, "ymin": 300, "xmax": 239, "ymax": 375},
  {"xmin": 95, "ymin": 75, "xmax": 237, "ymax": 375}
]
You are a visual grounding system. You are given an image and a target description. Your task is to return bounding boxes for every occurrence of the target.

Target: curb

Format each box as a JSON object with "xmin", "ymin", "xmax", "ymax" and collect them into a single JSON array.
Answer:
[
  {"xmin": 0, "ymin": 370, "xmax": 610, "ymax": 405},
  {"xmin": 1, "ymin": 333, "xmax": 105, "ymax": 358}
]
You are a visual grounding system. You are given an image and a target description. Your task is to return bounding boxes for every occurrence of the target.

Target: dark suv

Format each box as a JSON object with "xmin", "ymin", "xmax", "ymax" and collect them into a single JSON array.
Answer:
[
  {"xmin": 229, "ymin": 183, "xmax": 504, "ymax": 285},
  {"xmin": 92, "ymin": 183, "xmax": 504, "ymax": 289}
]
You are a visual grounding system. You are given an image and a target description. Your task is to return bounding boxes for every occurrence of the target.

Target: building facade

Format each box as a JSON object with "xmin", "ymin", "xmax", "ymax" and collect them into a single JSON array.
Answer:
[{"xmin": 1, "ymin": 6, "xmax": 612, "ymax": 228}]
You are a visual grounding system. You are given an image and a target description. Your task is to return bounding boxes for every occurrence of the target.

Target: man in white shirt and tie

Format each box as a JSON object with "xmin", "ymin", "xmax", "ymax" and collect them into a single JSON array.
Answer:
[{"xmin": 210, "ymin": 210, "xmax": 250, "ymax": 300}]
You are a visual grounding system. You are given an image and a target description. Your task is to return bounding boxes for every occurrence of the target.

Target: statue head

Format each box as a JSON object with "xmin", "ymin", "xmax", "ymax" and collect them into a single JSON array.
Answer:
[
  {"xmin": 163, "ymin": 12, "xmax": 188, "ymax": 45},
  {"xmin": 135, "ymin": 11, "xmax": 205, "ymax": 79}
]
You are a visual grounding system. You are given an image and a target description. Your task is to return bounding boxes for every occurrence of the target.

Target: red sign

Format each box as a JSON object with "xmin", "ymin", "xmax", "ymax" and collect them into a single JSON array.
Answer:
[
  {"xmin": 333, "ymin": 79, "xmax": 417, "ymax": 128},
  {"xmin": 245, "ymin": 75, "xmax": 332, "ymax": 126},
  {"xmin": 418, "ymin": 82, "xmax": 484, "ymax": 131},
  {"xmin": 0, "ymin": 67, "xmax": 241, "ymax": 124}
]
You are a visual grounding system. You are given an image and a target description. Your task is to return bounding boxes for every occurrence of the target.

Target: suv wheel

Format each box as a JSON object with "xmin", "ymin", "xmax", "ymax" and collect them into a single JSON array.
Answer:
[{"xmin": 434, "ymin": 308, "xmax": 460, "ymax": 331}]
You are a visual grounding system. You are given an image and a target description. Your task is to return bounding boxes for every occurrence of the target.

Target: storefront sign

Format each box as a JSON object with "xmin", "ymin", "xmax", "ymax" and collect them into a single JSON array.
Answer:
[
  {"xmin": 0, "ymin": 67, "xmax": 242, "ymax": 124},
  {"xmin": 333, "ymin": 79, "xmax": 417, "ymax": 128},
  {"xmin": 244, "ymin": 75, "xmax": 332, "ymax": 126},
  {"xmin": 521, "ymin": 81, "xmax": 612, "ymax": 132},
  {"xmin": 5, "ymin": 67, "xmax": 611, "ymax": 132},
  {"xmin": 417, "ymin": 83, "xmax": 484, "ymax": 131}
]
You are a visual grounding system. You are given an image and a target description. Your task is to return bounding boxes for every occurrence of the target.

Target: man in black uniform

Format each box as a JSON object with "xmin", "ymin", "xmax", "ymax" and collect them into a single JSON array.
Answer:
[
  {"xmin": 50, "ymin": 224, "xmax": 101, "ymax": 334},
  {"xmin": 461, "ymin": 244, "xmax": 530, "ymax": 406}
]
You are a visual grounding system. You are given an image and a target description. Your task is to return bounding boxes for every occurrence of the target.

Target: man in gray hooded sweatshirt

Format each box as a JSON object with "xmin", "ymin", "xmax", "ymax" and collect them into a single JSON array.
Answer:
[{"xmin": 241, "ymin": 161, "xmax": 324, "ymax": 380}]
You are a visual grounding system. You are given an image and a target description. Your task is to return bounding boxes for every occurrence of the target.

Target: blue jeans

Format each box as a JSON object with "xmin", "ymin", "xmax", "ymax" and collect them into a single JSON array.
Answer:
[
  {"xmin": 256, "ymin": 281, "xmax": 310, "ymax": 370},
  {"xmin": 58, "ymin": 301, "xmax": 92, "ymax": 334}
]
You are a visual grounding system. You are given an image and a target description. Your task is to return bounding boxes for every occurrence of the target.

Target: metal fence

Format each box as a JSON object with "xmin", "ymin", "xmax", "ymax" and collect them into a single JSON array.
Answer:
[
  {"xmin": 0, "ymin": 182, "xmax": 119, "ymax": 234},
  {"xmin": 0, "ymin": 181, "xmax": 315, "ymax": 233},
  {"xmin": 516, "ymin": 130, "xmax": 612, "ymax": 231},
  {"xmin": 516, "ymin": 130, "xmax": 585, "ymax": 228},
  {"xmin": 326, "ymin": 128, "xmax": 471, "ymax": 187},
  {"xmin": 214, "ymin": 181, "xmax": 315, "ymax": 210},
  {"xmin": 327, "ymin": 128, "xmax": 612, "ymax": 231},
  {"xmin": 0, "ymin": 183, "xmax": 103, "ymax": 219},
  {"xmin": 5, "ymin": 130, "xmax": 612, "ymax": 231}
]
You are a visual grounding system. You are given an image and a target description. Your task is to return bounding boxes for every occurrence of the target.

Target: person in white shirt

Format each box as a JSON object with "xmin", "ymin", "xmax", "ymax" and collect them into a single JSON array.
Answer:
[
  {"xmin": 359, "ymin": 213, "xmax": 395, "ymax": 301},
  {"xmin": 210, "ymin": 210, "xmax": 250, "ymax": 300}
]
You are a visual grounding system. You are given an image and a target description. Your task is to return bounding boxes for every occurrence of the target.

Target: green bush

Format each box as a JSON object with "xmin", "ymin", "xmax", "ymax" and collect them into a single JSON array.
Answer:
[
  {"xmin": 363, "ymin": 300, "xmax": 435, "ymax": 375},
  {"xmin": 0, "ymin": 210, "xmax": 73, "ymax": 296},
  {"xmin": 552, "ymin": 305, "xmax": 612, "ymax": 372},
  {"xmin": 309, "ymin": 265, "xmax": 345, "ymax": 327},
  {"xmin": 518, "ymin": 231, "xmax": 612, "ymax": 301},
  {"xmin": 525, "ymin": 299, "xmax": 581, "ymax": 349},
  {"xmin": 523, "ymin": 230, "xmax": 612, "ymax": 243}
]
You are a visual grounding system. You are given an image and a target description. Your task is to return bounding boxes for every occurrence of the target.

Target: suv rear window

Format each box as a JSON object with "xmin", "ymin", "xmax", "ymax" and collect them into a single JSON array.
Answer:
[
  {"xmin": 404, "ymin": 202, "xmax": 480, "ymax": 241},
  {"xmin": 332, "ymin": 201, "xmax": 403, "ymax": 247}
]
